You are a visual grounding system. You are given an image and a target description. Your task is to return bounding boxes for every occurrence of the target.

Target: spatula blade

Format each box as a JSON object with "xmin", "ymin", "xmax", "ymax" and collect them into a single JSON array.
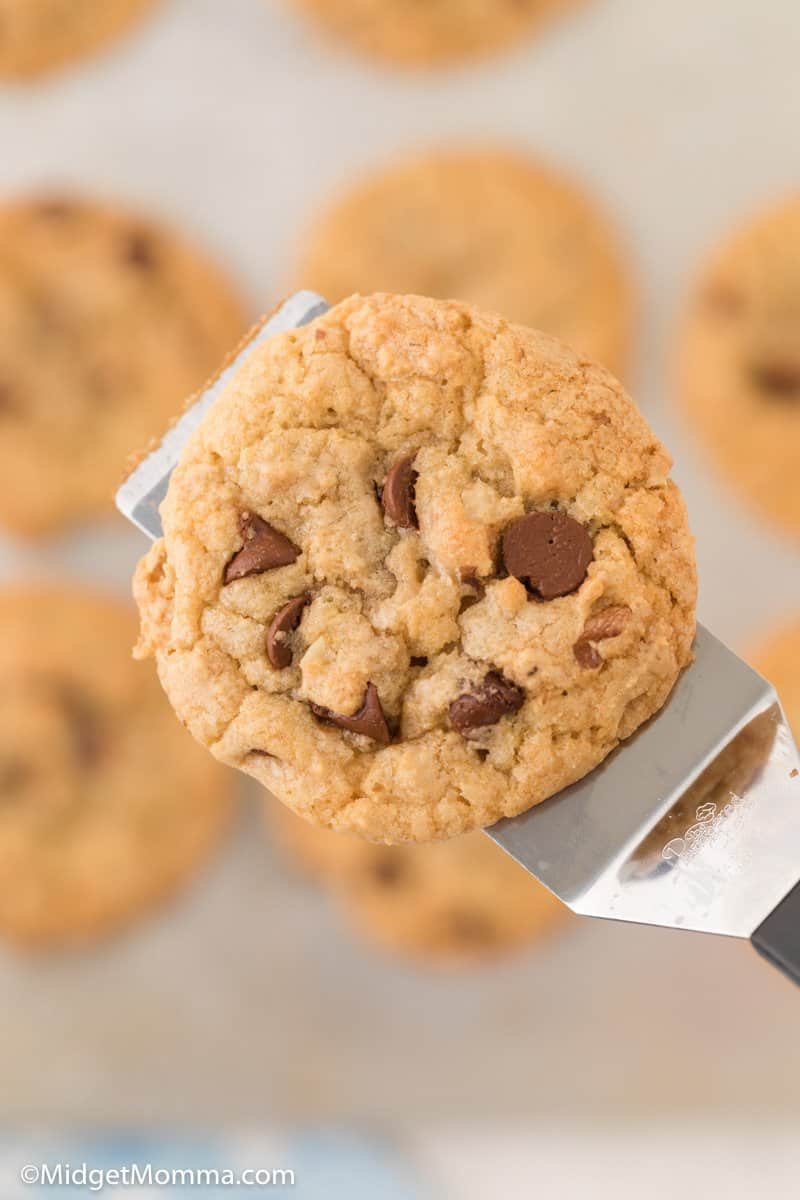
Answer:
[
  {"xmin": 115, "ymin": 291, "xmax": 329, "ymax": 540},
  {"xmin": 490, "ymin": 626, "xmax": 800, "ymax": 939}
]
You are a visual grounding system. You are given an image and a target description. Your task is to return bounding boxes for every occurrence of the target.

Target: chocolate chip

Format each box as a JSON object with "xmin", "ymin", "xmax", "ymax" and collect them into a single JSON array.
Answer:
[
  {"xmin": 0, "ymin": 759, "xmax": 32, "ymax": 797},
  {"xmin": 267, "ymin": 594, "xmax": 311, "ymax": 669},
  {"xmin": 501, "ymin": 511, "xmax": 593, "ymax": 600},
  {"xmin": 124, "ymin": 231, "xmax": 157, "ymax": 269},
  {"xmin": 573, "ymin": 605, "xmax": 632, "ymax": 669},
  {"xmin": 369, "ymin": 854, "xmax": 406, "ymax": 887},
  {"xmin": 448, "ymin": 910, "xmax": 495, "ymax": 944},
  {"xmin": 460, "ymin": 569, "xmax": 485, "ymax": 595},
  {"xmin": 86, "ymin": 364, "xmax": 116, "ymax": 403},
  {"xmin": 0, "ymin": 381, "xmax": 17, "ymax": 415},
  {"xmin": 449, "ymin": 671, "xmax": 524, "ymax": 737},
  {"xmin": 410, "ymin": 656, "xmax": 428, "ymax": 668},
  {"xmin": 56, "ymin": 685, "xmax": 104, "ymax": 767},
  {"xmin": 224, "ymin": 513, "xmax": 300, "ymax": 583},
  {"xmin": 381, "ymin": 455, "xmax": 418, "ymax": 529},
  {"xmin": 459, "ymin": 568, "xmax": 486, "ymax": 614},
  {"xmin": 582, "ymin": 605, "xmax": 631, "ymax": 641},
  {"xmin": 310, "ymin": 683, "xmax": 392, "ymax": 745},
  {"xmin": 705, "ymin": 282, "xmax": 744, "ymax": 316},
  {"xmin": 573, "ymin": 641, "xmax": 602, "ymax": 669},
  {"xmin": 35, "ymin": 199, "xmax": 74, "ymax": 220},
  {"xmin": 751, "ymin": 360, "xmax": 800, "ymax": 400}
]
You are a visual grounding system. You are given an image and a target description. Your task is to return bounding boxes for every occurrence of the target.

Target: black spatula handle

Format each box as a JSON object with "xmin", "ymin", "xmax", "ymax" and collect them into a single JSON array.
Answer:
[{"xmin": 752, "ymin": 881, "xmax": 800, "ymax": 986}]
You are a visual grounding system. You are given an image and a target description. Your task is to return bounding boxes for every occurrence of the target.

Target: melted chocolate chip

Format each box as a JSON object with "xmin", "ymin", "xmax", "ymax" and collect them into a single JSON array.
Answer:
[
  {"xmin": 449, "ymin": 671, "xmax": 524, "ymax": 737},
  {"xmin": 370, "ymin": 854, "xmax": 407, "ymax": 887},
  {"xmin": 704, "ymin": 282, "xmax": 745, "ymax": 317},
  {"xmin": 381, "ymin": 455, "xmax": 418, "ymax": 529},
  {"xmin": 310, "ymin": 683, "xmax": 392, "ymax": 745},
  {"xmin": 573, "ymin": 605, "xmax": 631, "ymax": 669},
  {"xmin": 582, "ymin": 606, "xmax": 631, "ymax": 642},
  {"xmin": 0, "ymin": 759, "xmax": 32, "ymax": 797},
  {"xmin": 124, "ymin": 231, "xmax": 157, "ymax": 269},
  {"xmin": 459, "ymin": 568, "xmax": 486, "ymax": 614},
  {"xmin": 410, "ymin": 656, "xmax": 429, "ymax": 668},
  {"xmin": 267, "ymin": 594, "xmax": 311, "ymax": 669},
  {"xmin": 86, "ymin": 364, "xmax": 116, "ymax": 403},
  {"xmin": 35, "ymin": 199, "xmax": 74, "ymax": 220},
  {"xmin": 501, "ymin": 511, "xmax": 593, "ymax": 600},
  {"xmin": 224, "ymin": 513, "xmax": 300, "ymax": 583},
  {"xmin": 573, "ymin": 640, "xmax": 602, "ymax": 669},
  {"xmin": 0, "ymin": 381, "xmax": 17, "ymax": 416},
  {"xmin": 56, "ymin": 684, "xmax": 104, "ymax": 767},
  {"xmin": 460, "ymin": 569, "xmax": 485, "ymax": 595},
  {"xmin": 448, "ymin": 910, "xmax": 495, "ymax": 944},
  {"xmin": 751, "ymin": 360, "xmax": 800, "ymax": 400}
]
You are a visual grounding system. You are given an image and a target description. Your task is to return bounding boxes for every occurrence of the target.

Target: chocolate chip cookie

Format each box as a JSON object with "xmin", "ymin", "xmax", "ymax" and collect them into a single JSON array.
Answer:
[
  {"xmin": 0, "ymin": 0, "xmax": 159, "ymax": 78},
  {"xmin": 0, "ymin": 585, "xmax": 233, "ymax": 947},
  {"xmin": 134, "ymin": 293, "xmax": 696, "ymax": 844},
  {"xmin": 296, "ymin": 148, "xmax": 631, "ymax": 379},
  {"xmin": 678, "ymin": 196, "xmax": 800, "ymax": 538},
  {"xmin": 268, "ymin": 803, "xmax": 567, "ymax": 966},
  {"xmin": 287, "ymin": 0, "xmax": 586, "ymax": 68},
  {"xmin": 0, "ymin": 195, "xmax": 245, "ymax": 536}
]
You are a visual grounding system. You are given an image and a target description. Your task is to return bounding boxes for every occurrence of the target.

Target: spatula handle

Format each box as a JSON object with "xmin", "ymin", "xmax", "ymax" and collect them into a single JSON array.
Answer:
[{"xmin": 752, "ymin": 880, "xmax": 800, "ymax": 986}]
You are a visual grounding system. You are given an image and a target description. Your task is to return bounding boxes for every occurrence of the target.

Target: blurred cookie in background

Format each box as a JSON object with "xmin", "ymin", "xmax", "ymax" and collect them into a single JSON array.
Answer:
[
  {"xmin": 268, "ymin": 802, "xmax": 569, "ymax": 967},
  {"xmin": 0, "ymin": 585, "xmax": 234, "ymax": 948},
  {"xmin": 295, "ymin": 147, "xmax": 632, "ymax": 379},
  {"xmin": 0, "ymin": 196, "xmax": 245, "ymax": 537},
  {"xmin": 749, "ymin": 617, "xmax": 800, "ymax": 733},
  {"xmin": 286, "ymin": 0, "xmax": 587, "ymax": 68},
  {"xmin": 0, "ymin": 0, "xmax": 160, "ymax": 78},
  {"xmin": 678, "ymin": 196, "xmax": 800, "ymax": 539}
]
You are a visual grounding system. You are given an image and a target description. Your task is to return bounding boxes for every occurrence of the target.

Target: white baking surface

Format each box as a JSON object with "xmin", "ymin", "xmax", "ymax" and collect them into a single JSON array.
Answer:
[
  {"xmin": 1, "ymin": 0, "xmax": 800, "ymax": 1126},
  {"xmin": 416, "ymin": 1128, "xmax": 800, "ymax": 1199}
]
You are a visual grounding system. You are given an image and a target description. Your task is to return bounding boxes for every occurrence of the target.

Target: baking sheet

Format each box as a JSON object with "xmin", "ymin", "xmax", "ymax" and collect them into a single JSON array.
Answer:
[{"xmin": 1, "ymin": 0, "xmax": 800, "ymax": 1125}]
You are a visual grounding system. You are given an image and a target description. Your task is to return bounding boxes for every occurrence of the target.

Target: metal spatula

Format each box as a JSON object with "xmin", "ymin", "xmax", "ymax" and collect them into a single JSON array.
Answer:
[{"xmin": 116, "ymin": 291, "xmax": 800, "ymax": 987}]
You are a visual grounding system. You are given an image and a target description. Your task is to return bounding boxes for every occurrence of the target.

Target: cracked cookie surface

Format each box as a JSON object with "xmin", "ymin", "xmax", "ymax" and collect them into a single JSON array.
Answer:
[
  {"xmin": 267, "ymin": 802, "xmax": 568, "ymax": 966},
  {"xmin": 287, "ymin": 0, "xmax": 586, "ymax": 67},
  {"xmin": 297, "ymin": 148, "xmax": 631, "ymax": 379},
  {"xmin": 0, "ymin": 195, "xmax": 245, "ymax": 536},
  {"xmin": 135, "ymin": 293, "xmax": 696, "ymax": 843},
  {"xmin": 0, "ymin": 0, "xmax": 159, "ymax": 78},
  {"xmin": 679, "ymin": 196, "xmax": 800, "ymax": 538},
  {"xmin": 0, "ymin": 585, "xmax": 233, "ymax": 947}
]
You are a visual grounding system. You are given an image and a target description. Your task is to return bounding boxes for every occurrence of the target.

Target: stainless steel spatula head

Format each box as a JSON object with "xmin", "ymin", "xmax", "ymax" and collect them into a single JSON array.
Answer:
[
  {"xmin": 117, "ymin": 291, "xmax": 330, "ymax": 540},
  {"xmin": 117, "ymin": 292, "xmax": 800, "ymax": 986}
]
